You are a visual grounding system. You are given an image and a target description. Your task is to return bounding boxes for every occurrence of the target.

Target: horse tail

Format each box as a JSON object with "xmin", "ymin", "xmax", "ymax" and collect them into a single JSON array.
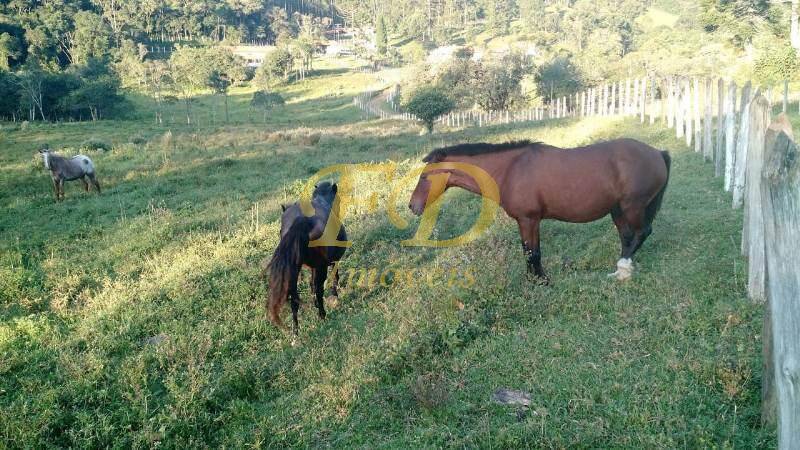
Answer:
[
  {"xmin": 645, "ymin": 151, "xmax": 671, "ymax": 227},
  {"xmin": 266, "ymin": 217, "xmax": 312, "ymax": 327}
]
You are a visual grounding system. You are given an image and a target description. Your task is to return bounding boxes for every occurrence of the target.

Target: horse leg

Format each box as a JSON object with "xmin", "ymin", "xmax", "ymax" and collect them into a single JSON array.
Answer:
[
  {"xmin": 314, "ymin": 265, "xmax": 328, "ymax": 319},
  {"xmin": 309, "ymin": 267, "xmax": 316, "ymax": 298},
  {"xmin": 289, "ymin": 285, "xmax": 301, "ymax": 336},
  {"xmin": 51, "ymin": 177, "xmax": 59, "ymax": 202},
  {"xmin": 329, "ymin": 262, "xmax": 340, "ymax": 297},
  {"xmin": 88, "ymin": 173, "xmax": 101, "ymax": 194},
  {"xmin": 517, "ymin": 217, "xmax": 548, "ymax": 283},
  {"xmin": 610, "ymin": 203, "xmax": 646, "ymax": 281},
  {"xmin": 57, "ymin": 178, "xmax": 65, "ymax": 201},
  {"xmin": 81, "ymin": 176, "xmax": 90, "ymax": 192}
]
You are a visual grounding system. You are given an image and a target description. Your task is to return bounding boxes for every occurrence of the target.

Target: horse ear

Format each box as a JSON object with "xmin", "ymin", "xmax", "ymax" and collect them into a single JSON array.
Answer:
[
  {"xmin": 281, "ymin": 204, "xmax": 287, "ymax": 212},
  {"xmin": 331, "ymin": 183, "xmax": 337, "ymax": 193}
]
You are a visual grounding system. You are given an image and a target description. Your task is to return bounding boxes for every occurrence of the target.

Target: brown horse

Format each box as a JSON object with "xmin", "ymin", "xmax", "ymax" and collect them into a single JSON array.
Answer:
[
  {"xmin": 409, "ymin": 139, "xmax": 670, "ymax": 281},
  {"xmin": 265, "ymin": 182, "xmax": 347, "ymax": 336}
]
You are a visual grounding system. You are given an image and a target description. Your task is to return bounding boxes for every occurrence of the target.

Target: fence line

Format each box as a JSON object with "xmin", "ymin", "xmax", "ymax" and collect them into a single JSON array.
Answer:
[{"xmin": 356, "ymin": 78, "xmax": 799, "ymax": 442}]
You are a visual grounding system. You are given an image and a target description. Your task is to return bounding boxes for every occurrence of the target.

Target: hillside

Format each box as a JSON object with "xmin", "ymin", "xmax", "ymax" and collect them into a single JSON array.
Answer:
[{"xmin": 0, "ymin": 60, "xmax": 777, "ymax": 447}]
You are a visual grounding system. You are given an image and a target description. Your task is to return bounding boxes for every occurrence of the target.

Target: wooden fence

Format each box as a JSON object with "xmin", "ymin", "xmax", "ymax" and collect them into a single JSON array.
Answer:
[{"xmin": 356, "ymin": 77, "xmax": 799, "ymax": 448}]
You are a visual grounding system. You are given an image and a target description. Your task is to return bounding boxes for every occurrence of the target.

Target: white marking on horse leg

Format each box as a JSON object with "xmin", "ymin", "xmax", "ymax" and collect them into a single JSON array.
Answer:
[{"xmin": 610, "ymin": 258, "xmax": 633, "ymax": 281}]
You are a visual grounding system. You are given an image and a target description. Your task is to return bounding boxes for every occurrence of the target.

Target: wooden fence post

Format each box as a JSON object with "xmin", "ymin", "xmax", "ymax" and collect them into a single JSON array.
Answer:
[
  {"xmin": 649, "ymin": 77, "xmax": 657, "ymax": 124},
  {"xmin": 741, "ymin": 95, "xmax": 770, "ymax": 302},
  {"xmin": 667, "ymin": 78, "xmax": 675, "ymax": 129},
  {"xmin": 623, "ymin": 79, "xmax": 629, "ymax": 115},
  {"xmin": 685, "ymin": 79, "xmax": 693, "ymax": 146},
  {"xmin": 704, "ymin": 78, "xmax": 714, "ymax": 161},
  {"xmin": 724, "ymin": 81, "xmax": 738, "ymax": 191},
  {"xmin": 782, "ymin": 79, "xmax": 789, "ymax": 113},
  {"xmin": 583, "ymin": 91, "xmax": 588, "ymax": 117},
  {"xmin": 733, "ymin": 82, "xmax": 753, "ymax": 208},
  {"xmin": 716, "ymin": 78, "xmax": 726, "ymax": 176},
  {"xmin": 676, "ymin": 79, "xmax": 684, "ymax": 138},
  {"xmin": 694, "ymin": 78, "xmax": 702, "ymax": 152},
  {"xmin": 610, "ymin": 83, "xmax": 617, "ymax": 115},
  {"xmin": 640, "ymin": 77, "xmax": 647, "ymax": 123},
  {"xmin": 761, "ymin": 123, "xmax": 800, "ymax": 449}
]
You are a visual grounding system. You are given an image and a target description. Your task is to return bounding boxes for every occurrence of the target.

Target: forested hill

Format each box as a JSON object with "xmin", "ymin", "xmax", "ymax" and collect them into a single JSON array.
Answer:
[
  {"xmin": 0, "ymin": 0, "xmax": 338, "ymax": 68},
  {"xmin": 0, "ymin": 1, "xmax": 791, "ymax": 75},
  {"xmin": 0, "ymin": 0, "xmax": 795, "ymax": 123}
]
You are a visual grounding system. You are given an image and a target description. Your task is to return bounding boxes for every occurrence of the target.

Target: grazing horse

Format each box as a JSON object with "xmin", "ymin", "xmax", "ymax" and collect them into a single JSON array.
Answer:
[
  {"xmin": 409, "ymin": 139, "xmax": 670, "ymax": 281},
  {"xmin": 265, "ymin": 181, "xmax": 347, "ymax": 335},
  {"xmin": 39, "ymin": 149, "xmax": 101, "ymax": 201}
]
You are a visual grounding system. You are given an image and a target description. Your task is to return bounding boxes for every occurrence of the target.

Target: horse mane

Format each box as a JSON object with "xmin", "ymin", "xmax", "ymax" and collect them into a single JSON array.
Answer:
[{"xmin": 423, "ymin": 140, "xmax": 540, "ymax": 162}]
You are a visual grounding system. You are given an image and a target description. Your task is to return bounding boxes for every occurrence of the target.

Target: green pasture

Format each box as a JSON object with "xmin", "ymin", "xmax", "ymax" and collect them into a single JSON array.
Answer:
[{"xmin": 0, "ymin": 63, "xmax": 777, "ymax": 447}]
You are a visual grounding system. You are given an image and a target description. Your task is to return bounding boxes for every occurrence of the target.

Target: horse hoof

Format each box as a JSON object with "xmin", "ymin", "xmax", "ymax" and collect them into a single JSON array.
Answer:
[
  {"xmin": 609, "ymin": 258, "xmax": 633, "ymax": 281},
  {"xmin": 326, "ymin": 296, "xmax": 339, "ymax": 307}
]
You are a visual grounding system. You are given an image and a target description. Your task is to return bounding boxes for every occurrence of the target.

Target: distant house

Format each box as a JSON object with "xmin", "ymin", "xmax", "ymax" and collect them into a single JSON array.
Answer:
[{"xmin": 232, "ymin": 45, "xmax": 275, "ymax": 68}]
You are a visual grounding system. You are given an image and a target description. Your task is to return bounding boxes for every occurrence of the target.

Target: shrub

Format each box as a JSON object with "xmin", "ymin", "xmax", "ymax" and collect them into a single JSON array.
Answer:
[
  {"xmin": 297, "ymin": 132, "xmax": 321, "ymax": 146},
  {"xmin": 400, "ymin": 41, "xmax": 427, "ymax": 64},
  {"xmin": 160, "ymin": 130, "xmax": 174, "ymax": 150},
  {"xmin": 250, "ymin": 91, "xmax": 285, "ymax": 123},
  {"xmin": 403, "ymin": 86, "xmax": 455, "ymax": 133},
  {"xmin": 130, "ymin": 133, "xmax": 148, "ymax": 145},
  {"xmin": 80, "ymin": 137, "xmax": 111, "ymax": 152},
  {"xmin": 754, "ymin": 44, "xmax": 800, "ymax": 85}
]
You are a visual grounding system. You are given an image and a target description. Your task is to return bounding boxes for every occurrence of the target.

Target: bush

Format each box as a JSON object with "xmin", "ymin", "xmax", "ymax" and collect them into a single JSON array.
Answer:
[
  {"xmin": 400, "ymin": 42, "xmax": 427, "ymax": 64},
  {"xmin": 473, "ymin": 52, "xmax": 532, "ymax": 111},
  {"xmin": 255, "ymin": 46, "xmax": 293, "ymax": 88},
  {"xmin": 250, "ymin": 91, "xmax": 285, "ymax": 123},
  {"xmin": 129, "ymin": 133, "xmax": 148, "ymax": 145},
  {"xmin": 754, "ymin": 44, "xmax": 800, "ymax": 85},
  {"xmin": 80, "ymin": 137, "xmax": 111, "ymax": 152},
  {"xmin": 403, "ymin": 86, "xmax": 455, "ymax": 133}
]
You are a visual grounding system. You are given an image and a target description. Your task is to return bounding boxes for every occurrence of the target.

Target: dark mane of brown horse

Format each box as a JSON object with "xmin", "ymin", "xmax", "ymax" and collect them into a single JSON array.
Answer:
[{"xmin": 423, "ymin": 140, "xmax": 541, "ymax": 162}]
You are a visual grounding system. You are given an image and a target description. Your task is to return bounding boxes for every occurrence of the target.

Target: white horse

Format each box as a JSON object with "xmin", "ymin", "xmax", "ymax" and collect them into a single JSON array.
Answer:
[{"xmin": 39, "ymin": 149, "xmax": 101, "ymax": 201}]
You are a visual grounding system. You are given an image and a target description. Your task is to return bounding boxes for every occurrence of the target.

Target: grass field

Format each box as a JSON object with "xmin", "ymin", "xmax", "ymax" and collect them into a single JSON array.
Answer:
[{"xmin": 0, "ymin": 60, "xmax": 777, "ymax": 447}]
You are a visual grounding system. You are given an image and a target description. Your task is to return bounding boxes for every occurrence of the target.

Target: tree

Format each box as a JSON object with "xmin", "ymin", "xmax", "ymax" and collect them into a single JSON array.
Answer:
[
  {"xmin": 67, "ymin": 58, "xmax": 126, "ymax": 120},
  {"xmin": 169, "ymin": 45, "xmax": 209, "ymax": 124},
  {"xmin": 16, "ymin": 62, "xmax": 46, "ymax": 121},
  {"xmin": 256, "ymin": 46, "xmax": 293, "ymax": 88},
  {"xmin": 473, "ymin": 52, "xmax": 532, "ymax": 111},
  {"xmin": 250, "ymin": 90, "xmax": 285, "ymax": 123},
  {"xmin": 0, "ymin": 71, "xmax": 21, "ymax": 120},
  {"xmin": 205, "ymin": 46, "xmax": 246, "ymax": 123},
  {"xmin": 700, "ymin": 0, "xmax": 775, "ymax": 47},
  {"xmin": 0, "ymin": 33, "xmax": 22, "ymax": 71},
  {"xmin": 403, "ymin": 85, "xmax": 455, "ymax": 133},
  {"xmin": 143, "ymin": 60, "xmax": 172, "ymax": 124},
  {"xmin": 481, "ymin": 0, "xmax": 515, "ymax": 35},
  {"xmin": 792, "ymin": 0, "xmax": 800, "ymax": 50},
  {"xmin": 754, "ymin": 43, "xmax": 800, "ymax": 85},
  {"xmin": 536, "ymin": 55, "xmax": 583, "ymax": 103},
  {"xmin": 434, "ymin": 57, "xmax": 480, "ymax": 109},
  {"xmin": 376, "ymin": 16, "xmax": 388, "ymax": 56},
  {"xmin": 69, "ymin": 11, "xmax": 112, "ymax": 65}
]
